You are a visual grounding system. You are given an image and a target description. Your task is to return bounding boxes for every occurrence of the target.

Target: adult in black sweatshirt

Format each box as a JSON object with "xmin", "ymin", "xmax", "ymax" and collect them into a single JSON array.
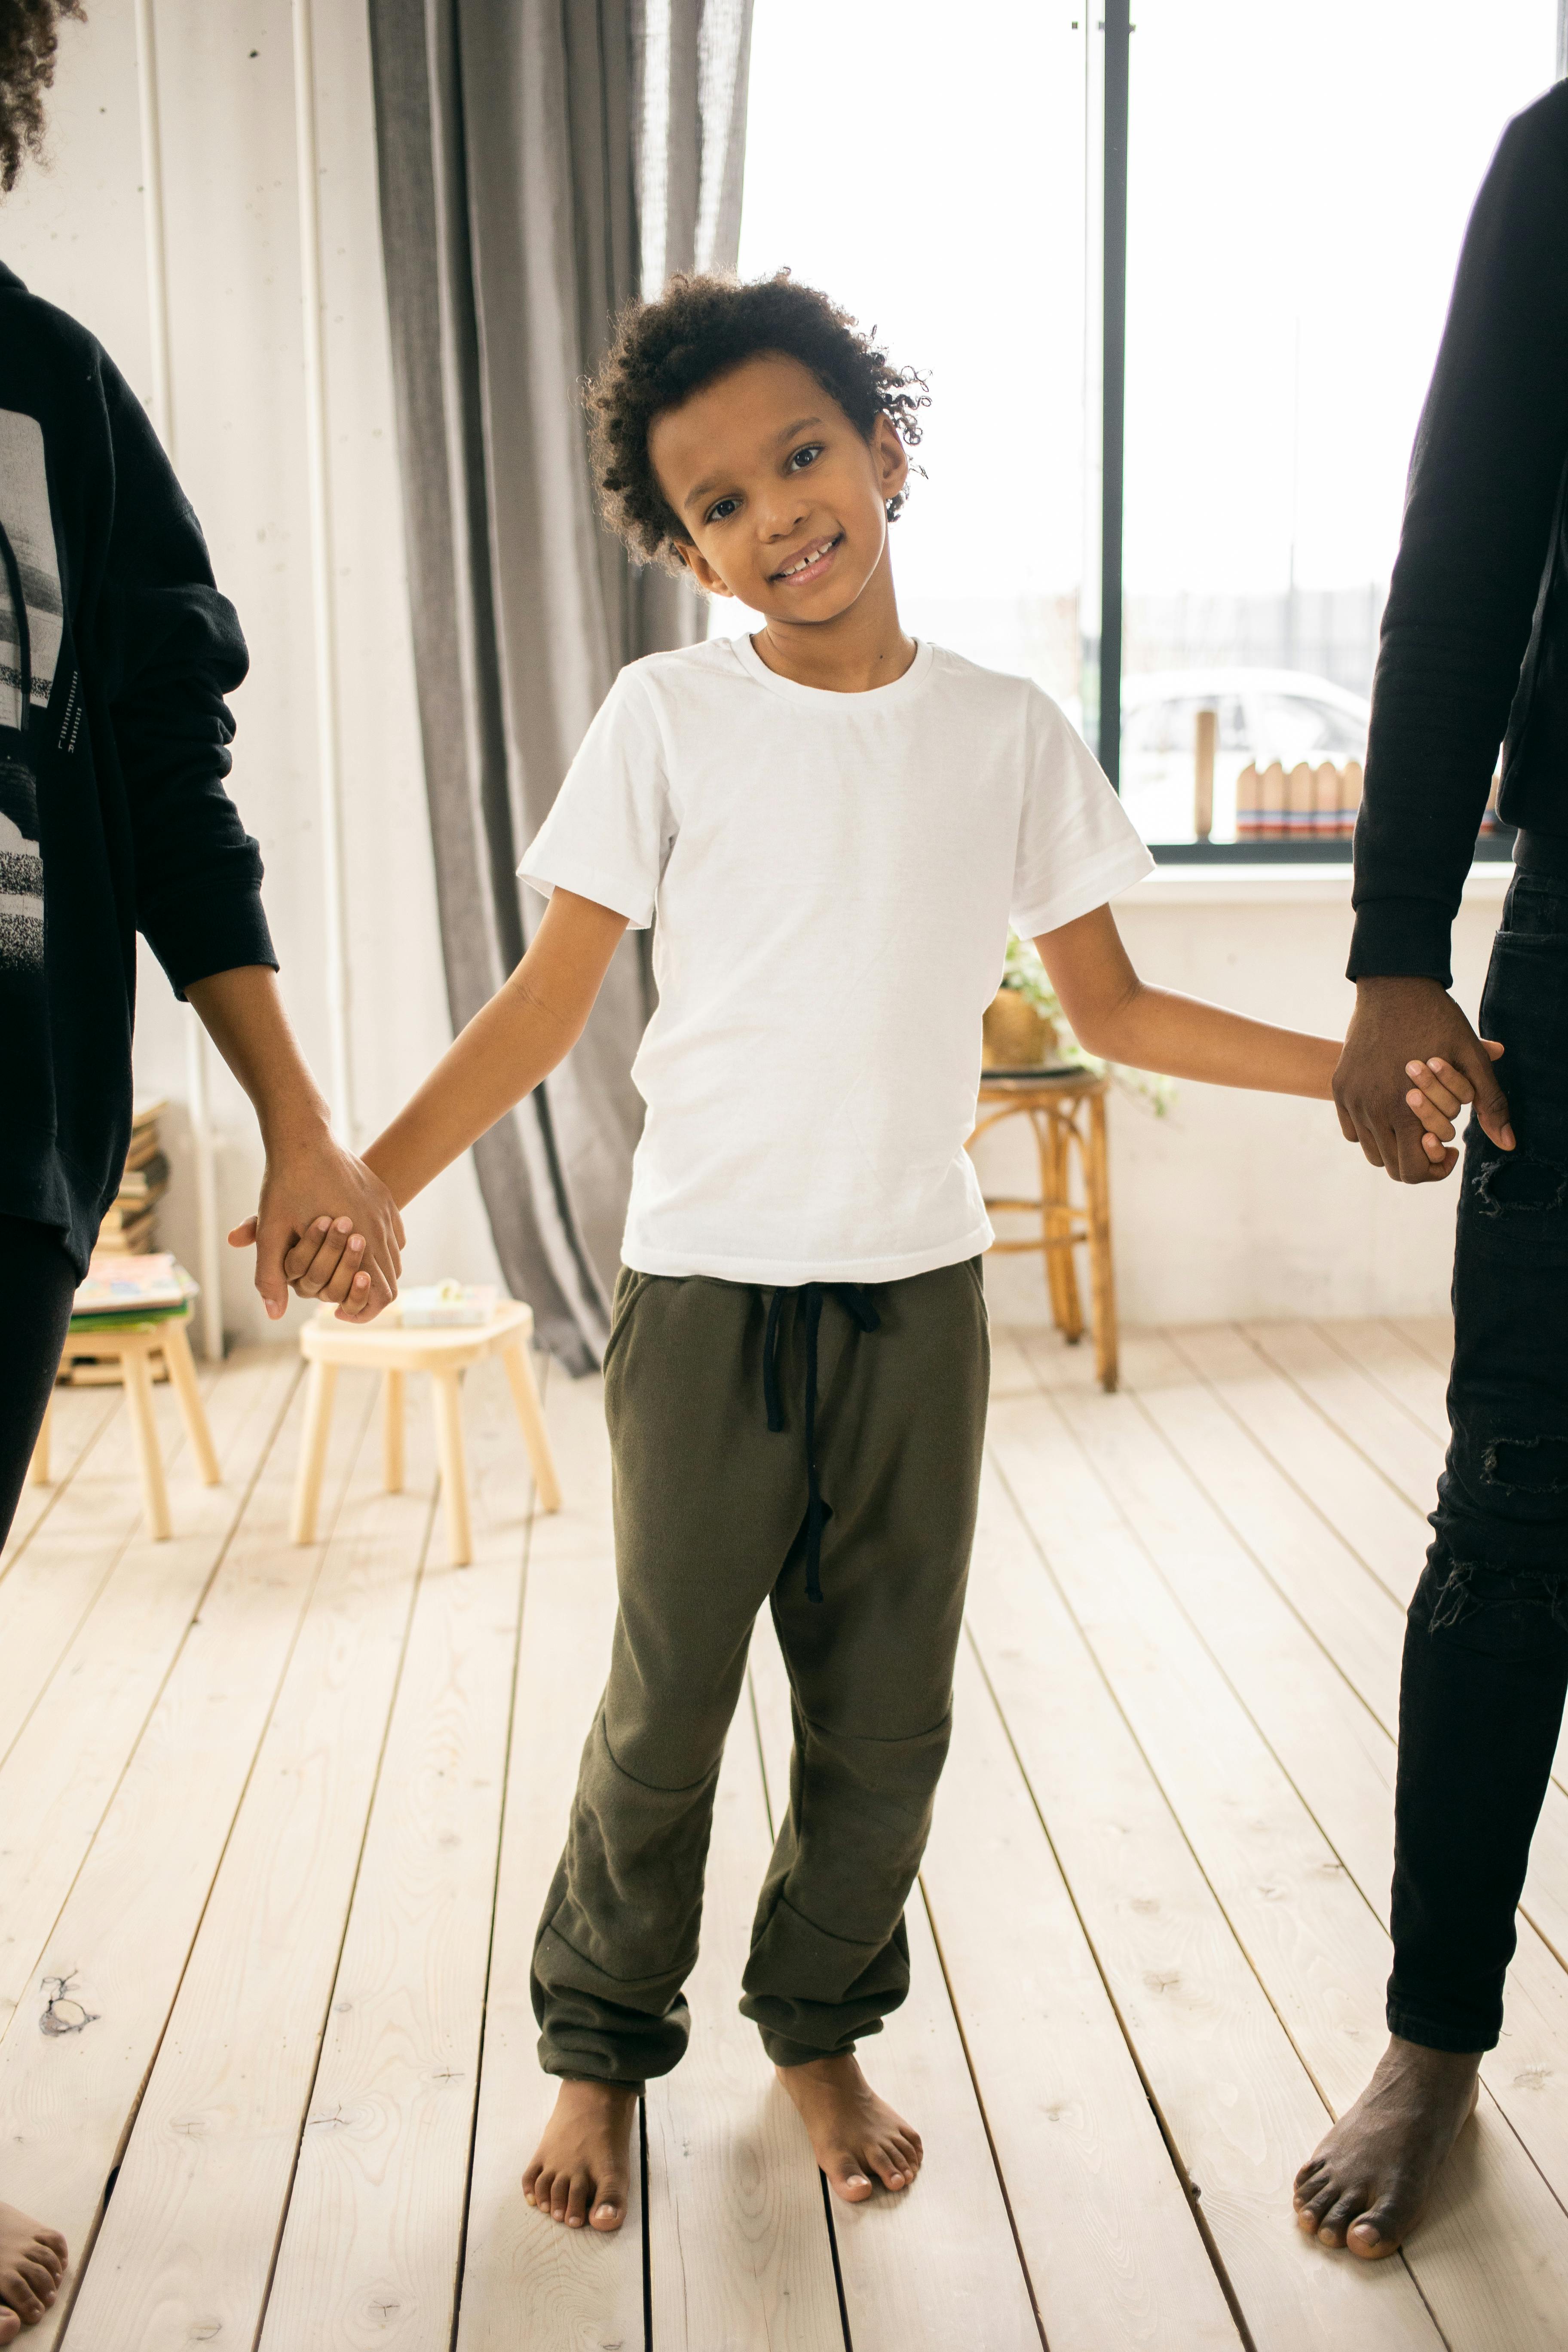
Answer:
[
  {"xmin": 0, "ymin": 20, "xmax": 401, "ymax": 2329},
  {"xmin": 1302, "ymin": 80, "xmax": 1568, "ymax": 2263}
]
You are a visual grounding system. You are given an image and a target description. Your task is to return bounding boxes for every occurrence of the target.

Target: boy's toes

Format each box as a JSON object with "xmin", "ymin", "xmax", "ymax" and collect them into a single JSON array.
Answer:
[
  {"xmin": 826, "ymin": 2155, "xmax": 875, "ymax": 2203},
  {"xmin": 0, "ymin": 2272, "xmax": 41, "ymax": 2325},
  {"xmin": 522, "ymin": 2162, "xmax": 548, "ymax": 2211},
  {"xmin": 589, "ymin": 2175, "xmax": 629, "ymax": 2232},
  {"xmin": 564, "ymin": 2169, "xmax": 594, "ymax": 2228},
  {"xmin": 0, "ymin": 2309, "xmax": 18, "ymax": 2346}
]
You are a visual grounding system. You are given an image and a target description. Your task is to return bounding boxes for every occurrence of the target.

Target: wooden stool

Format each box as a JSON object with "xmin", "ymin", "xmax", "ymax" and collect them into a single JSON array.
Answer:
[
  {"xmin": 291, "ymin": 1298, "xmax": 563, "ymax": 1563},
  {"xmin": 968, "ymin": 1069, "xmax": 1120, "ymax": 1390},
  {"xmin": 30, "ymin": 1307, "xmax": 221, "ymax": 1539}
]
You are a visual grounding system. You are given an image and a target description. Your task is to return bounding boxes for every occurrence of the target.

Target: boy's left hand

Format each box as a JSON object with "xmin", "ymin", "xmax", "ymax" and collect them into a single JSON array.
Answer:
[{"xmin": 1403, "ymin": 1040, "xmax": 1507, "ymax": 1176}]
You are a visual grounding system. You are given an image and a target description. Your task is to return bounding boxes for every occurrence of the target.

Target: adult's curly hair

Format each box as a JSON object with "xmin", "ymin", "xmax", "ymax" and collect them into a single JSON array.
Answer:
[
  {"xmin": 0, "ymin": 0, "xmax": 85, "ymax": 196},
  {"xmin": 586, "ymin": 271, "xmax": 930, "ymax": 574}
]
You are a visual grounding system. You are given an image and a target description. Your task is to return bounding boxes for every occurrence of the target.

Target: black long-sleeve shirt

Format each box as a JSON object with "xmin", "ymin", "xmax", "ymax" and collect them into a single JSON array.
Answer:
[
  {"xmin": 0, "ymin": 260, "xmax": 276, "ymax": 1272},
  {"xmin": 1351, "ymin": 80, "xmax": 1568, "ymax": 985}
]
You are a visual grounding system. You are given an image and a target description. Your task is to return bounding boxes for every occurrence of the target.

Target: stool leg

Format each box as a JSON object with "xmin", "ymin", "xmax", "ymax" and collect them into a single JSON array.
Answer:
[
  {"xmin": 291, "ymin": 1362, "xmax": 338, "ymax": 1544},
  {"xmin": 122, "ymin": 1342, "xmax": 172, "ymax": 1540},
  {"xmin": 162, "ymin": 1319, "xmax": 221, "ymax": 1485},
  {"xmin": 431, "ymin": 1369, "xmax": 473, "ymax": 1565},
  {"xmin": 383, "ymin": 1369, "xmax": 405, "ymax": 1493},
  {"xmin": 502, "ymin": 1341, "xmax": 562, "ymax": 1513},
  {"xmin": 1085, "ymin": 1090, "xmax": 1119, "ymax": 1392},
  {"xmin": 1037, "ymin": 1109, "xmax": 1083, "ymax": 1342},
  {"xmin": 28, "ymin": 1395, "xmax": 51, "ymax": 1487}
]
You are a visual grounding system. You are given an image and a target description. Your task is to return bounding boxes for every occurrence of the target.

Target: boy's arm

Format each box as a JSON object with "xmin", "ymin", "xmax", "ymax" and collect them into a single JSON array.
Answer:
[
  {"xmin": 352, "ymin": 888, "xmax": 630, "ymax": 1212},
  {"xmin": 1034, "ymin": 904, "xmax": 1341, "ymax": 1098}
]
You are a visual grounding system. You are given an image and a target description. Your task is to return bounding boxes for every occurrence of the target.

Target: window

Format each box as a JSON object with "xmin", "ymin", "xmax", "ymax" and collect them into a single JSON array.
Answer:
[{"xmin": 732, "ymin": 0, "xmax": 1557, "ymax": 860}]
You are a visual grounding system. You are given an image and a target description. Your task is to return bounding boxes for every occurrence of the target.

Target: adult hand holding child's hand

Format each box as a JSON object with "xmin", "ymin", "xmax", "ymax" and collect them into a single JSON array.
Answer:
[
  {"xmin": 1333, "ymin": 975, "xmax": 1513, "ymax": 1182},
  {"xmin": 227, "ymin": 1135, "xmax": 404, "ymax": 1323}
]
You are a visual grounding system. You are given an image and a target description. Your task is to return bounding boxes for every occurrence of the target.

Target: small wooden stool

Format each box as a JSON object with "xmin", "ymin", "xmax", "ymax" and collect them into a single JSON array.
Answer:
[
  {"xmin": 968, "ymin": 1069, "xmax": 1120, "ymax": 1390},
  {"xmin": 30, "ymin": 1307, "xmax": 221, "ymax": 1539},
  {"xmin": 291, "ymin": 1297, "xmax": 562, "ymax": 1564}
]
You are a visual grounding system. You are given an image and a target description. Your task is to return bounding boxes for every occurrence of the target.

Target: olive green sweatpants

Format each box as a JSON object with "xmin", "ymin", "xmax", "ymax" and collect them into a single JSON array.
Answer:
[{"xmin": 531, "ymin": 1258, "xmax": 989, "ymax": 2081}]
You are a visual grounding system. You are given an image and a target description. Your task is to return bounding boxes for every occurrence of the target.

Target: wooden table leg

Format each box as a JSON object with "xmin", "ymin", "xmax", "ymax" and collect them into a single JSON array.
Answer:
[
  {"xmin": 28, "ymin": 1395, "xmax": 51, "ymax": 1487},
  {"xmin": 1085, "ymin": 1090, "xmax": 1119, "ymax": 1392},
  {"xmin": 502, "ymin": 1340, "xmax": 562, "ymax": 1513},
  {"xmin": 383, "ymin": 1368, "xmax": 405, "ymax": 1493},
  {"xmin": 291, "ymin": 1361, "xmax": 338, "ymax": 1544},
  {"xmin": 121, "ymin": 1338, "xmax": 172, "ymax": 1540},
  {"xmin": 431, "ymin": 1368, "xmax": 473, "ymax": 1565},
  {"xmin": 161, "ymin": 1318, "xmax": 221, "ymax": 1485}
]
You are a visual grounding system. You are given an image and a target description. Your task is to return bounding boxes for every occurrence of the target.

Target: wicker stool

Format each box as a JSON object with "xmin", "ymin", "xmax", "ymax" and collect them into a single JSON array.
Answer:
[
  {"xmin": 291, "ymin": 1298, "xmax": 562, "ymax": 1565},
  {"xmin": 30, "ymin": 1306, "xmax": 221, "ymax": 1539},
  {"xmin": 968, "ymin": 1069, "xmax": 1119, "ymax": 1390}
]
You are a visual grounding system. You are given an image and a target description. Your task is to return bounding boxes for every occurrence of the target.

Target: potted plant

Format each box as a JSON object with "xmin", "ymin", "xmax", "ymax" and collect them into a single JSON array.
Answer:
[{"xmin": 983, "ymin": 932, "xmax": 1065, "ymax": 1068}]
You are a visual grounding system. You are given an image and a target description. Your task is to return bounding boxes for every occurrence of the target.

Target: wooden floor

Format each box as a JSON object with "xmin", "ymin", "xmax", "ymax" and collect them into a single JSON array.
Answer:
[{"xmin": 5, "ymin": 1314, "xmax": 1568, "ymax": 2348}]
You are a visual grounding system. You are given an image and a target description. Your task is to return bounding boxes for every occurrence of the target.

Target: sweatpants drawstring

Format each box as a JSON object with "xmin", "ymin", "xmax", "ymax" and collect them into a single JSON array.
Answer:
[{"xmin": 762, "ymin": 1282, "xmax": 881, "ymax": 1603}]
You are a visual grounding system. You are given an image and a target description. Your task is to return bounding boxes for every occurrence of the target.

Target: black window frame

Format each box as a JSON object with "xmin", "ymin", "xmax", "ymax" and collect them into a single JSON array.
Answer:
[{"xmin": 1087, "ymin": 0, "xmax": 1520, "ymax": 868}]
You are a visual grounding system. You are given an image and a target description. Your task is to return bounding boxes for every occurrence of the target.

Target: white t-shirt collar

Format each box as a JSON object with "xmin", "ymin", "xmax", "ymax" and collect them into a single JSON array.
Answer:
[{"xmin": 728, "ymin": 630, "xmax": 936, "ymax": 707}]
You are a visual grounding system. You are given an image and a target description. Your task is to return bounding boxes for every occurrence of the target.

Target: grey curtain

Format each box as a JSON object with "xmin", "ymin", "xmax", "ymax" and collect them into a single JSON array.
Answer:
[{"xmin": 368, "ymin": 0, "xmax": 753, "ymax": 1370}]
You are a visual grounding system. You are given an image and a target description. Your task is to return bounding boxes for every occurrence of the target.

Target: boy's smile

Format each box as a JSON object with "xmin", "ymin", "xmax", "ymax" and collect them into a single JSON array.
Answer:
[{"xmin": 647, "ymin": 351, "xmax": 913, "ymax": 683}]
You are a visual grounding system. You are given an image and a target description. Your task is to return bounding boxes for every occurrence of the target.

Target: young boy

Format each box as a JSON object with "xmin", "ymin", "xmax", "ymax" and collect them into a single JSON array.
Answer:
[{"xmin": 288, "ymin": 273, "xmax": 1473, "ymax": 2233}]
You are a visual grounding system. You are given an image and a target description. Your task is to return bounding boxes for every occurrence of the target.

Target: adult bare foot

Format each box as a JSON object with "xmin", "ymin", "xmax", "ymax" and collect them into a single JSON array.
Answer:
[
  {"xmin": 0, "ymin": 2201, "xmax": 68, "ymax": 2337},
  {"xmin": 1293, "ymin": 2035, "xmax": 1482, "ymax": 2257},
  {"xmin": 777, "ymin": 2054, "xmax": 923, "ymax": 2204},
  {"xmin": 523, "ymin": 2078, "xmax": 638, "ymax": 2233}
]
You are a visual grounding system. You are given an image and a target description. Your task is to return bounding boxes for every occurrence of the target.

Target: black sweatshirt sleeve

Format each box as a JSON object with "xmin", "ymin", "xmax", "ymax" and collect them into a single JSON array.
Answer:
[
  {"xmin": 96, "ymin": 354, "xmax": 277, "ymax": 997},
  {"xmin": 1348, "ymin": 89, "xmax": 1568, "ymax": 987}
]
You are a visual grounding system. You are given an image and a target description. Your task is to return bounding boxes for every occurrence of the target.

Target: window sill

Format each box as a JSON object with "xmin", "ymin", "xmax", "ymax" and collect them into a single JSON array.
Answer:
[{"xmin": 1116, "ymin": 860, "xmax": 1511, "ymax": 908}]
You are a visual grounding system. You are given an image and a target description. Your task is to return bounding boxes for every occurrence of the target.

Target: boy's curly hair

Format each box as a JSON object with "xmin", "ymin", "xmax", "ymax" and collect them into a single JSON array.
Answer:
[
  {"xmin": 586, "ymin": 271, "xmax": 930, "ymax": 574},
  {"xmin": 0, "ymin": 0, "xmax": 85, "ymax": 196}
]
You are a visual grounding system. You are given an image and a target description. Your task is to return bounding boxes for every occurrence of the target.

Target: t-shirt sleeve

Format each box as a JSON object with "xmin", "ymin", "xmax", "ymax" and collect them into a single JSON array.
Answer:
[
  {"xmin": 1010, "ymin": 686, "xmax": 1155, "ymax": 937},
  {"xmin": 518, "ymin": 666, "xmax": 671, "ymax": 929}
]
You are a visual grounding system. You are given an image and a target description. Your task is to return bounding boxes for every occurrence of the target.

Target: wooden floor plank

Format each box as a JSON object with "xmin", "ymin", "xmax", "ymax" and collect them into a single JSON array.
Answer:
[
  {"xmin": 0, "ymin": 1353, "xmax": 357, "ymax": 2348},
  {"xmin": 749, "ymin": 1623, "xmax": 1044, "ymax": 2352},
  {"xmin": 1002, "ymin": 1345, "xmax": 1568, "ymax": 2352},
  {"xmin": 0, "ymin": 1367, "xmax": 220, "ymax": 1774},
  {"xmin": 0, "ymin": 1384, "xmax": 119, "ymax": 1574},
  {"xmin": 967, "ymin": 1397, "xmax": 1442, "ymax": 2349},
  {"xmin": 61, "ymin": 1373, "xmax": 428, "ymax": 2352},
  {"xmin": 925, "ymin": 1638, "xmax": 1242, "ymax": 2349},
  {"xmin": 453, "ymin": 1368, "xmax": 646, "ymax": 2352},
  {"xmin": 1168, "ymin": 1329, "xmax": 1568, "ymax": 1968},
  {"xmin": 1243, "ymin": 1321, "xmax": 1446, "ymax": 1522},
  {"xmin": 1168, "ymin": 1325, "xmax": 1427, "ymax": 1610},
  {"xmin": 1056, "ymin": 1341, "xmax": 1568, "ymax": 2276},
  {"xmin": 258, "ymin": 1360, "xmax": 530, "ymax": 2350},
  {"xmin": 0, "ymin": 1353, "xmax": 300, "ymax": 2042},
  {"xmin": 1389, "ymin": 1315, "xmax": 1455, "ymax": 1375},
  {"xmin": 1317, "ymin": 1322, "xmax": 1451, "ymax": 1445},
  {"xmin": 644, "ymin": 1655, "xmax": 844, "ymax": 2352}
]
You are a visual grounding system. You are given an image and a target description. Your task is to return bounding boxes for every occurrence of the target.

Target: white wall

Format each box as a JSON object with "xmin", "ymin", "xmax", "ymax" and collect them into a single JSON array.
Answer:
[
  {"xmin": 2, "ymin": 0, "xmax": 499, "ymax": 1347},
  {"xmin": 976, "ymin": 867, "xmax": 1506, "ymax": 1328}
]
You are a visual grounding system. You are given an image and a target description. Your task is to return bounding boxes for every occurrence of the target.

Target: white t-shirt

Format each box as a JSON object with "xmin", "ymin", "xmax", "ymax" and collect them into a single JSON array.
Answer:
[{"xmin": 519, "ymin": 634, "xmax": 1153, "ymax": 1286}]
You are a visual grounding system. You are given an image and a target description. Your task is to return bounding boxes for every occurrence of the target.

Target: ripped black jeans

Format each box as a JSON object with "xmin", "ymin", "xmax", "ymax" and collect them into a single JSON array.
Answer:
[{"xmin": 1390, "ymin": 859, "xmax": 1568, "ymax": 2052}]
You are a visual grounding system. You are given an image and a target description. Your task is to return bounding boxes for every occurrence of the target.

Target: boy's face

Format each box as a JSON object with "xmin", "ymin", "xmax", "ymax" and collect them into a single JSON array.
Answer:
[{"xmin": 648, "ymin": 352, "xmax": 910, "ymax": 624}]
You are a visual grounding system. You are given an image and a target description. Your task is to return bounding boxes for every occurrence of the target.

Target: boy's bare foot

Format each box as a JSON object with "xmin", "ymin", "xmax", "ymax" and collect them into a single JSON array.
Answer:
[
  {"xmin": 0, "ymin": 2202, "xmax": 68, "ymax": 2338},
  {"xmin": 777, "ymin": 2053, "xmax": 923, "ymax": 2203},
  {"xmin": 523, "ymin": 2079, "xmax": 638, "ymax": 2232},
  {"xmin": 1293, "ymin": 2036, "xmax": 1482, "ymax": 2256}
]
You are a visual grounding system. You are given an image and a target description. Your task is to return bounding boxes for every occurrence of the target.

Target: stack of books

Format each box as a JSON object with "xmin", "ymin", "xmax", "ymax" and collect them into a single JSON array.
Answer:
[
  {"xmin": 61, "ymin": 1252, "xmax": 198, "ymax": 1386},
  {"xmin": 96, "ymin": 1098, "xmax": 169, "ymax": 1256}
]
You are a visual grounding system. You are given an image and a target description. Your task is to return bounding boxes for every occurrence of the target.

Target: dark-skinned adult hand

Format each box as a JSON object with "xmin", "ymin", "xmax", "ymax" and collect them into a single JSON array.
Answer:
[{"xmin": 1332, "ymin": 975, "xmax": 1514, "ymax": 1182}]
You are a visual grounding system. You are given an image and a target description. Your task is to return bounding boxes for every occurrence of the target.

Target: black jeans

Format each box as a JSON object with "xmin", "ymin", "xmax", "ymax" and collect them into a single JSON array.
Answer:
[
  {"xmin": 1389, "ymin": 856, "xmax": 1568, "ymax": 2052},
  {"xmin": 0, "ymin": 1213, "xmax": 77, "ymax": 1547}
]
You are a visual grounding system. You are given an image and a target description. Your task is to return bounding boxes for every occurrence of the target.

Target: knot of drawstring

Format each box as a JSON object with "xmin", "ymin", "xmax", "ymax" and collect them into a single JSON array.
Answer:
[{"xmin": 762, "ymin": 1282, "xmax": 881, "ymax": 1603}]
